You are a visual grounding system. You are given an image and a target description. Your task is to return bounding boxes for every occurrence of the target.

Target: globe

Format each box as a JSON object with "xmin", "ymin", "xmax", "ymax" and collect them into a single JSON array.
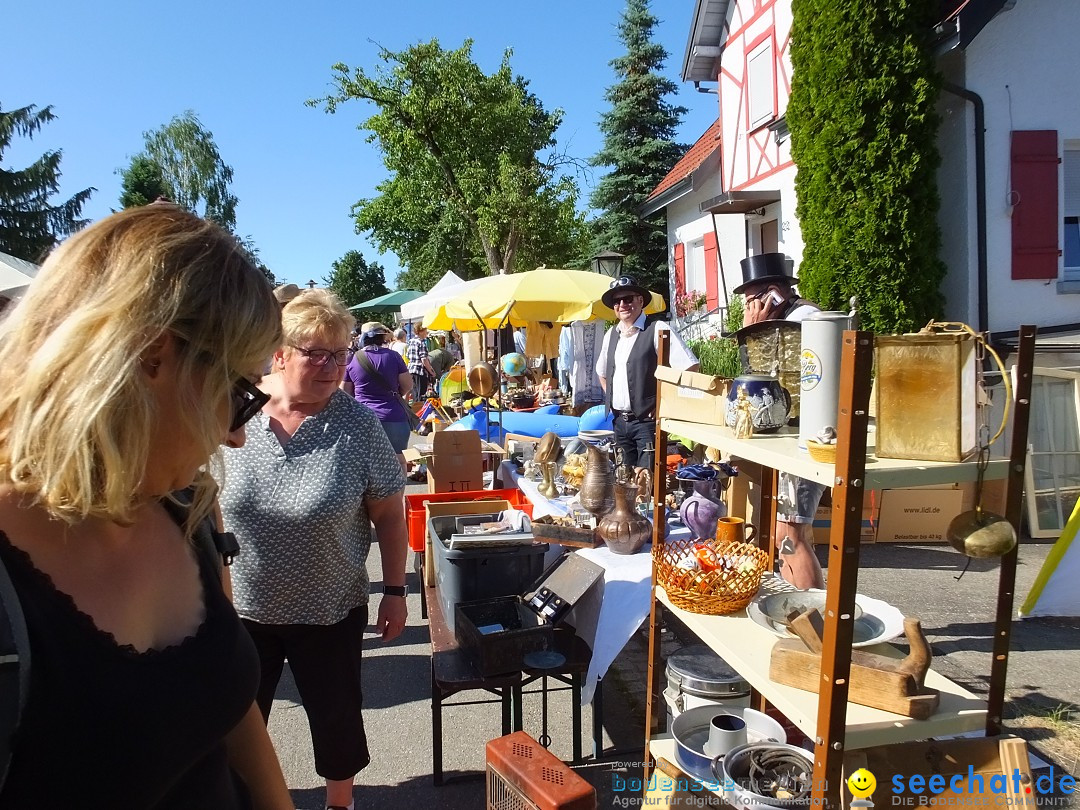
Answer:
[{"xmin": 501, "ymin": 352, "xmax": 528, "ymax": 377}]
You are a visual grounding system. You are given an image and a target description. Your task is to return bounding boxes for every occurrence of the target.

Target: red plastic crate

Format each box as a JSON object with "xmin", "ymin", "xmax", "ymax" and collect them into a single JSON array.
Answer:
[{"xmin": 405, "ymin": 489, "xmax": 534, "ymax": 552}]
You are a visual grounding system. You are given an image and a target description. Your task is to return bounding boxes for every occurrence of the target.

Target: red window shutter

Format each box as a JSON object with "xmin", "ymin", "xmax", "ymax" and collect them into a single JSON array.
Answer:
[
  {"xmin": 1011, "ymin": 130, "xmax": 1060, "ymax": 280},
  {"xmin": 674, "ymin": 243, "xmax": 686, "ymax": 300},
  {"xmin": 704, "ymin": 232, "xmax": 719, "ymax": 311}
]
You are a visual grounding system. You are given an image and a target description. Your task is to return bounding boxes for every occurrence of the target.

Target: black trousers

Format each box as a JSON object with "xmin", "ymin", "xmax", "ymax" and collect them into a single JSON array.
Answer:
[
  {"xmin": 410, "ymin": 372, "xmax": 431, "ymax": 401},
  {"xmin": 613, "ymin": 414, "xmax": 656, "ymax": 471},
  {"xmin": 243, "ymin": 605, "xmax": 370, "ymax": 781}
]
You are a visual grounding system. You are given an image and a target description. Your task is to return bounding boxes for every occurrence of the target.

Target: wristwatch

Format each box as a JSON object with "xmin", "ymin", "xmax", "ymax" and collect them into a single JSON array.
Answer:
[{"xmin": 383, "ymin": 585, "xmax": 408, "ymax": 597}]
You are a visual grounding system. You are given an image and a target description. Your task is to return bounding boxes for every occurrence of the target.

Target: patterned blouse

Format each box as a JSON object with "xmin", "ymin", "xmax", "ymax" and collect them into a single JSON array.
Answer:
[{"xmin": 219, "ymin": 390, "xmax": 406, "ymax": 626}]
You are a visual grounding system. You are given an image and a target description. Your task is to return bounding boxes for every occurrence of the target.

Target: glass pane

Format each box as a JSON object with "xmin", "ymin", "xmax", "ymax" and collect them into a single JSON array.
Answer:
[
  {"xmin": 1029, "ymin": 372, "xmax": 1080, "ymax": 532},
  {"xmin": 1064, "ymin": 217, "xmax": 1080, "ymax": 270}
]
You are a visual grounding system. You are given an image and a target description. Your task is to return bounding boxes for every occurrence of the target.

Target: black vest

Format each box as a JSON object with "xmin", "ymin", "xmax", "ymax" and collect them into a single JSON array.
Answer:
[
  {"xmin": 604, "ymin": 320, "xmax": 659, "ymax": 420},
  {"xmin": 777, "ymin": 296, "xmax": 816, "ymax": 320}
]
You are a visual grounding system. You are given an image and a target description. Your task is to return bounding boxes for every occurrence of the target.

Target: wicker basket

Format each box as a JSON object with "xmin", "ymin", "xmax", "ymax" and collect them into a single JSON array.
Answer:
[
  {"xmin": 654, "ymin": 538, "xmax": 769, "ymax": 615},
  {"xmin": 805, "ymin": 440, "xmax": 837, "ymax": 463}
]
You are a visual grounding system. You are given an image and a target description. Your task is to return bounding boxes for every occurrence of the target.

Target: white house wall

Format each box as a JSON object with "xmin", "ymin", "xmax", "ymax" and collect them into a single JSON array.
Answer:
[
  {"xmin": 719, "ymin": 0, "xmax": 794, "ymax": 192},
  {"xmin": 662, "ymin": 0, "xmax": 810, "ymax": 320},
  {"xmin": 945, "ymin": 0, "xmax": 1080, "ymax": 334}
]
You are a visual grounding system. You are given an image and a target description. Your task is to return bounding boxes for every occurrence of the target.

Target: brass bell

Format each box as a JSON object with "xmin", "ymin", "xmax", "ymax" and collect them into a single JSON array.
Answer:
[{"xmin": 946, "ymin": 508, "xmax": 1017, "ymax": 558}]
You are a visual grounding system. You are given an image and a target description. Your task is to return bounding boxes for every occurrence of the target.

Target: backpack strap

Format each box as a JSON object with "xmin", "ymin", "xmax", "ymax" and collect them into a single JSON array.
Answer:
[
  {"xmin": 160, "ymin": 488, "xmax": 239, "ymax": 581},
  {"xmin": 0, "ymin": 554, "xmax": 30, "ymax": 789}
]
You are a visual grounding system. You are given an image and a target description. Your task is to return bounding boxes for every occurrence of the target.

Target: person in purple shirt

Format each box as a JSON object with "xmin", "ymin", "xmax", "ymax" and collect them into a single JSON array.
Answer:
[{"xmin": 342, "ymin": 321, "xmax": 413, "ymax": 471}]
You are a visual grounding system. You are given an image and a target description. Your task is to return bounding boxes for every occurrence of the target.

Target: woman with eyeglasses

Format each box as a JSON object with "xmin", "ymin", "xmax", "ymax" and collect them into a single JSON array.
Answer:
[
  {"xmin": 218, "ymin": 289, "xmax": 408, "ymax": 810},
  {"xmin": 0, "ymin": 205, "xmax": 292, "ymax": 808}
]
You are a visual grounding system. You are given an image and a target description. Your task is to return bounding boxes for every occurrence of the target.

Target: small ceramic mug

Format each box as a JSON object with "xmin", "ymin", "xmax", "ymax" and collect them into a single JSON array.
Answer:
[{"xmin": 715, "ymin": 516, "xmax": 757, "ymax": 546}]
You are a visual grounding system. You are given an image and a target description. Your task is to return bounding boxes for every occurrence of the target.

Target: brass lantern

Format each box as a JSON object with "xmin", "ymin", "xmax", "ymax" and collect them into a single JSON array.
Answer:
[{"xmin": 874, "ymin": 329, "xmax": 979, "ymax": 462}]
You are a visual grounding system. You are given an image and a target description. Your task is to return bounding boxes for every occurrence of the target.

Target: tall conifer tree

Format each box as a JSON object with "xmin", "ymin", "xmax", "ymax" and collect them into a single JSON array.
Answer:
[
  {"xmin": 0, "ymin": 104, "xmax": 94, "ymax": 262},
  {"xmin": 589, "ymin": 0, "xmax": 686, "ymax": 295}
]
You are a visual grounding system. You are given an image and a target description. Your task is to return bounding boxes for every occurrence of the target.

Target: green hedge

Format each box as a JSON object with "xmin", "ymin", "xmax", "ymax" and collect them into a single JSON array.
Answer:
[{"xmin": 787, "ymin": 0, "xmax": 946, "ymax": 334}]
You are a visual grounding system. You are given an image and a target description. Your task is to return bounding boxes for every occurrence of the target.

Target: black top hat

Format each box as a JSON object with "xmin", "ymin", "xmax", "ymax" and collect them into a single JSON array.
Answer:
[
  {"xmin": 601, "ymin": 275, "xmax": 651, "ymax": 309},
  {"xmin": 732, "ymin": 253, "xmax": 795, "ymax": 295}
]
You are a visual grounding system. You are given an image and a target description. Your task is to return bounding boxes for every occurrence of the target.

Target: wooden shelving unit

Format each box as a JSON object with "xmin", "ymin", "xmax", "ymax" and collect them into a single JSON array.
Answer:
[{"xmin": 645, "ymin": 327, "xmax": 1037, "ymax": 809}]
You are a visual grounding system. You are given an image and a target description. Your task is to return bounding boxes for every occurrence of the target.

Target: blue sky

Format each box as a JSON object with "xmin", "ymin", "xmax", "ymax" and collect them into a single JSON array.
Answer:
[{"xmin": 6, "ymin": 0, "xmax": 717, "ymax": 288}]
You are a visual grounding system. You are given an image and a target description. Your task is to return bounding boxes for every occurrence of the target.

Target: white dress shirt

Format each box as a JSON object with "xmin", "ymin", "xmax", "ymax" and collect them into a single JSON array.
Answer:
[{"xmin": 595, "ymin": 314, "xmax": 697, "ymax": 412}]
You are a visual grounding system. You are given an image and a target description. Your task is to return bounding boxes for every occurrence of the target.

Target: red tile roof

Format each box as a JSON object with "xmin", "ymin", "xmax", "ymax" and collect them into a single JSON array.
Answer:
[{"xmin": 646, "ymin": 120, "xmax": 722, "ymax": 201}]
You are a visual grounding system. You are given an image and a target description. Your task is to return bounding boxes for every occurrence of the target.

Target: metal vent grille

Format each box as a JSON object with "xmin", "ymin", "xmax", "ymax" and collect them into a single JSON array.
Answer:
[
  {"xmin": 487, "ymin": 764, "xmax": 540, "ymax": 810},
  {"xmin": 541, "ymin": 766, "xmax": 565, "ymax": 785},
  {"xmin": 512, "ymin": 741, "xmax": 535, "ymax": 758}
]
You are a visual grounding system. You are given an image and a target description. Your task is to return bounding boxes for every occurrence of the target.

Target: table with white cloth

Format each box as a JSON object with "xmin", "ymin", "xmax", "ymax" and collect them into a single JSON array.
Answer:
[{"xmin": 495, "ymin": 457, "xmax": 690, "ymax": 705}]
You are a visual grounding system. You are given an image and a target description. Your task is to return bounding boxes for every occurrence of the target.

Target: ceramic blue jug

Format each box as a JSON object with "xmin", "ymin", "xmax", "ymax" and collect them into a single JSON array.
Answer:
[{"xmin": 724, "ymin": 375, "xmax": 792, "ymax": 434}]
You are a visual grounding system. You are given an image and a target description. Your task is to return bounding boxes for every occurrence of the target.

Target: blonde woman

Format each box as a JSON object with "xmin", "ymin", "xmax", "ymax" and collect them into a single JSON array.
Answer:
[
  {"xmin": 0, "ymin": 205, "xmax": 292, "ymax": 808},
  {"xmin": 218, "ymin": 289, "xmax": 408, "ymax": 810}
]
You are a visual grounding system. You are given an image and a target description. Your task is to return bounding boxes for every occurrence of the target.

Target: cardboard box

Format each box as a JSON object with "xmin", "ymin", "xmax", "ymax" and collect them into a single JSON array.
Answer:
[
  {"xmin": 654, "ymin": 366, "xmax": 731, "ymax": 425},
  {"xmin": 401, "ymin": 430, "xmax": 489, "ymax": 494},
  {"xmin": 812, "ymin": 490, "xmax": 880, "ymax": 544},
  {"xmin": 427, "ymin": 430, "xmax": 485, "ymax": 493},
  {"xmin": 503, "ymin": 432, "xmax": 541, "ymax": 464},
  {"xmin": 875, "ymin": 486, "xmax": 964, "ymax": 543},
  {"xmin": 958, "ymin": 477, "xmax": 1008, "ymax": 515}
]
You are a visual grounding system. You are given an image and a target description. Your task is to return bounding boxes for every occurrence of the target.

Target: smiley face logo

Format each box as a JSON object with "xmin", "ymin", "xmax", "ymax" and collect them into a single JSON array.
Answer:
[{"xmin": 847, "ymin": 768, "xmax": 877, "ymax": 800}]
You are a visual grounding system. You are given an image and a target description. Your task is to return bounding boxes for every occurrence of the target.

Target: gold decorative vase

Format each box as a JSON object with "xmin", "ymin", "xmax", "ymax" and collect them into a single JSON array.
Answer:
[
  {"xmin": 597, "ymin": 481, "xmax": 651, "ymax": 555},
  {"xmin": 579, "ymin": 443, "xmax": 615, "ymax": 518},
  {"xmin": 537, "ymin": 461, "xmax": 559, "ymax": 499}
]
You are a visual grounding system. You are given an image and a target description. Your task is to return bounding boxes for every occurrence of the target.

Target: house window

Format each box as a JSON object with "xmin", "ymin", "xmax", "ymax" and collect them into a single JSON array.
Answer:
[
  {"xmin": 687, "ymin": 239, "xmax": 707, "ymax": 298},
  {"xmin": 1064, "ymin": 148, "xmax": 1080, "ymax": 282},
  {"xmin": 1025, "ymin": 369, "xmax": 1080, "ymax": 537},
  {"xmin": 747, "ymin": 39, "xmax": 775, "ymax": 130}
]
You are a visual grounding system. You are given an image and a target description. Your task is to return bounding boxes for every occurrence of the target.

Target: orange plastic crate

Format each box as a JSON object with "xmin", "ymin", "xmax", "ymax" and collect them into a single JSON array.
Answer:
[{"xmin": 405, "ymin": 489, "xmax": 534, "ymax": 552}]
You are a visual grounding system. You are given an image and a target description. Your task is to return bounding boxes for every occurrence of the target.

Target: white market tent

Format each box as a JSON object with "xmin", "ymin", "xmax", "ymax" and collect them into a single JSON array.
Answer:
[
  {"xmin": 398, "ymin": 271, "xmax": 488, "ymax": 324},
  {"xmin": 1020, "ymin": 496, "xmax": 1080, "ymax": 617},
  {"xmin": 0, "ymin": 251, "xmax": 39, "ymax": 298}
]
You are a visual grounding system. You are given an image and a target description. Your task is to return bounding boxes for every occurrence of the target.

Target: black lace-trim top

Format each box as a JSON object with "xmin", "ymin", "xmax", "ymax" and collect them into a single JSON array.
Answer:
[{"xmin": 0, "ymin": 519, "xmax": 258, "ymax": 809}]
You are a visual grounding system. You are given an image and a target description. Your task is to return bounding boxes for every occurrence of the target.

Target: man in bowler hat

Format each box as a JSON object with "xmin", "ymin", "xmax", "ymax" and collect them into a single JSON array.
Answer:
[{"xmin": 595, "ymin": 276, "xmax": 697, "ymax": 473}]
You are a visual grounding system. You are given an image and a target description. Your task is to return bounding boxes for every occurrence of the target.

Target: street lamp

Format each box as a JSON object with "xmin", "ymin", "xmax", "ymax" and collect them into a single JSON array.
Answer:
[{"xmin": 592, "ymin": 250, "xmax": 626, "ymax": 278}]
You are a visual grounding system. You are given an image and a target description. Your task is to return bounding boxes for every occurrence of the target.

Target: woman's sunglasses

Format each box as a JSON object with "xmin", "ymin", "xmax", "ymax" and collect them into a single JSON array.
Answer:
[{"xmin": 230, "ymin": 377, "xmax": 270, "ymax": 432}]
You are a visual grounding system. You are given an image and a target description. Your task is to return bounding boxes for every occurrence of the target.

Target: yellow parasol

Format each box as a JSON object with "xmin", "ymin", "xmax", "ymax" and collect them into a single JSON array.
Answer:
[{"xmin": 422, "ymin": 267, "xmax": 665, "ymax": 330}]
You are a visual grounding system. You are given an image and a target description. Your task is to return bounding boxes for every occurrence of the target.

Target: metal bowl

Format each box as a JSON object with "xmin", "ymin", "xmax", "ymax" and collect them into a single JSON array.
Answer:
[
  {"xmin": 757, "ymin": 589, "xmax": 863, "ymax": 627},
  {"xmin": 669, "ymin": 705, "xmax": 785, "ymax": 784}
]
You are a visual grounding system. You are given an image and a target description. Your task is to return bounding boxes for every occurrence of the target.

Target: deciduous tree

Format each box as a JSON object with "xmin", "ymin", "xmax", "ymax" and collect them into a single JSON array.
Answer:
[
  {"xmin": 310, "ymin": 39, "xmax": 587, "ymax": 281},
  {"xmin": 589, "ymin": 0, "xmax": 686, "ymax": 296},
  {"xmin": 0, "ymin": 103, "xmax": 94, "ymax": 261},
  {"xmin": 132, "ymin": 111, "xmax": 238, "ymax": 230},
  {"xmin": 325, "ymin": 249, "xmax": 389, "ymax": 315}
]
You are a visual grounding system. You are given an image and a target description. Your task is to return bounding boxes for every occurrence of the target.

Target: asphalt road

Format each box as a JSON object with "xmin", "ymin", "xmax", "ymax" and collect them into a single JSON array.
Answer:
[{"xmin": 264, "ymin": 478, "xmax": 1077, "ymax": 809}]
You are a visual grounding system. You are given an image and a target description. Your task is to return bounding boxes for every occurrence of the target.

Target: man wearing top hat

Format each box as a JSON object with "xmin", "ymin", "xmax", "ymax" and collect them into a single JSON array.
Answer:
[
  {"xmin": 735, "ymin": 253, "xmax": 819, "ymax": 326},
  {"xmin": 596, "ymin": 275, "xmax": 698, "ymax": 474},
  {"xmin": 733, "ymin": 253, "xmax": 825, "ymax": 590}
]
